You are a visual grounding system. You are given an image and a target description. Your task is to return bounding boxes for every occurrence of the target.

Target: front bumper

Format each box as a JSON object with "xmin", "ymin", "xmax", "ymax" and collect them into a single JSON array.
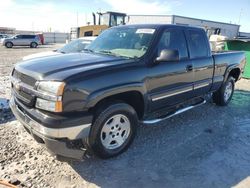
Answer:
[
  {"xmin": 1, "ymin": 40, "xmax": 7, "ymax": 45},
  {"xmin": 10, "ymin": 97, "xmax": 93, "ymax": 160}
]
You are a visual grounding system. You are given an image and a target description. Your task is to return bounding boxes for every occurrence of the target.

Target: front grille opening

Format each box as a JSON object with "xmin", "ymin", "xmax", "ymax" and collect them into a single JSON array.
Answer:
[
  {"xmin": 66, "ymin": 139, "xmax": 86, "ymax": 150},
  {"xmin": 12, "ymin": 70, "xmax": 37, "ymax": 107},
  {"xmin": 33, "ymin": 134, "xmax": 45, "ymax": 144},
  {"xmin": 23, "ymin": 126, "xmax": 31, "ymax": 134},
  {"xmin": 23, "ymin": 126, "xmax": 45, "ymax": 144},
  {"xmin": 13, "ymin": 70, "xmax": 37, "ymax": 86}
]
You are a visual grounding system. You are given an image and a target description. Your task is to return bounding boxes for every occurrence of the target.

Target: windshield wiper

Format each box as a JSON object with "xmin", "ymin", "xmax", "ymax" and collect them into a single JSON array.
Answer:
[
  {"xmin": 98, "ymin": 50, "xmax": 115, "ymax": 55},
  {"xmin": 97, "ymin": 50, "xmax": 130, "ymax": 59},
  {"xmin": 55, "ymin": 49, "xmax": 66, "ymax": 54},
  {"xmin": 82, "ymin": 49, "xmax": 94, "ymax": 53}
]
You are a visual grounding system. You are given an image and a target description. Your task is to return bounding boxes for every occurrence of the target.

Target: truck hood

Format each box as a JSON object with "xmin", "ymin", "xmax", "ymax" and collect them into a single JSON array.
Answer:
[
  {"xmin": 22, "ymin": 51, "xmax": 62, "ymax": 61},
  {"xmin": 15, "ymin": 52, "xmax": 127, "ymax": 80}
]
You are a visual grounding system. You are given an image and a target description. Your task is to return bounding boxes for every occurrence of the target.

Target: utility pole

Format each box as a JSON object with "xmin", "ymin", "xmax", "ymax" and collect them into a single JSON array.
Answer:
[
  {"xmin": 32, "ymin": 21, "xmax": 34, "ymax": 32},
  {"xmin": 77, "ymin": 11, "xmax": 79, "ymax": 27},
  {"xmin": 238, "ymin": 8, "xmax": 243, "ymax": 24}
]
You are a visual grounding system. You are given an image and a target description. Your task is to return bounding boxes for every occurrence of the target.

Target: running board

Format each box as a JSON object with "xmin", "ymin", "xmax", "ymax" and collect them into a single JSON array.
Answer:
[{"xmin": 142, "ymin": 100, "xmax": 206, "ymax": 125}]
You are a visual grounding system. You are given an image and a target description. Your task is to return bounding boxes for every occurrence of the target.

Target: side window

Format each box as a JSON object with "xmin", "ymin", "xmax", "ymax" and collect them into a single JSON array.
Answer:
[
  {"xmin": 158, "ymin": 29, "xmax": 188, "ymax": 60},
  {"xmin": 25, "ymin": 35, "xmax": 34, "ymax": 39},
  {"xmin": 187, "ymin": 30, "xmax": 208, "ymax": 58},
  {"xmin": 15, "ymin": 35, "xmax": 22, "ymax": 39},
  {"xmin": 110, "ymin": 15, "xmax": 116, "ymax": 27}
]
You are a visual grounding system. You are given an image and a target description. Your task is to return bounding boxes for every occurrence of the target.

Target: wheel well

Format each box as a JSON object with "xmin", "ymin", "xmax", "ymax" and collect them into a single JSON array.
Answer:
[
  {"xmin": 90, "ymin": 91, "xmax": 145, "ymax": 119},
  {"xmin": 228, "ymin": 68, "xmax": 241, "ymax": 82},
  {"xmin": 6, "ymin": 41, "xmax": 13, "ymax": 45}
]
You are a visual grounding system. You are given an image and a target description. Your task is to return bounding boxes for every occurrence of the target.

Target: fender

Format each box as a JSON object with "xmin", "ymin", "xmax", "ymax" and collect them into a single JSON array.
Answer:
[
  {"xmin": 85, "ymin": 82, "xmax": 148, "ymax": 110},
  {"xmin": 223, "ymin": 63, "xmax": 241, "ymax": 82}
]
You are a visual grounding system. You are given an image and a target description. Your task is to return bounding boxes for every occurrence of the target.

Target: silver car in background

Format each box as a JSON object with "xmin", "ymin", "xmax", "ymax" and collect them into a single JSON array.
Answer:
[
  {"xmin": 2, "ymin": 34, "xmax": 41, "ymax": 48},
  {"xmin": 22, "ymin": 37, "xmax": 96, "ymax": 60}
]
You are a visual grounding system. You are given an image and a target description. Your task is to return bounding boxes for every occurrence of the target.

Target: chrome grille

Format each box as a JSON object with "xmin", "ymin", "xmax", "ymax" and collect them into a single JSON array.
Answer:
[
  {"xmin": 12, "ymin": 69, "xmax": 36, "ymax": 86},
  {"xmin": 12, "ymin": 69, "xmax": 36, "ymax": 106}
]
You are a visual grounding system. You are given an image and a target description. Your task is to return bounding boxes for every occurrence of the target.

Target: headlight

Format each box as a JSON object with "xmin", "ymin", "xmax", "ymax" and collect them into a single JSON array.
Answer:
[
  {"xmin": 36, "ymin": 98, "xmax": 62, "ymax": 112},
  {"xmin": 37, "ymin": 81, "xmax": 65, "ymax": 95},
  {"xmin": 35, "ymin": 81, "xmax": 65, "ymax": 112}
]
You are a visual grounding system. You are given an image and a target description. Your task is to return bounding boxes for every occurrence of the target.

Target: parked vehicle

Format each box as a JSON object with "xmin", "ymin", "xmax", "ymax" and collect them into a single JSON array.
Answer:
[
  {"xmin": 10, "ymin": 24, "xmax": 246, "ymax": 160},
  {"xmin": 0, "ymin": 34, "xmax": 10, "ymax": 44},
  {"xmin": 2, "ymin": 34, "xmax": 41, "ymax": 48},
  {"xmin": 0, "ymin": 34, "xmax": 9, "ymax": 39},
  {"xmin": 23, "ymin": 37, "xmax": 96, "ymax": 60},
  {"xmin": 72, "ymin": 11, "xmax": 126, "ymax": 39}
]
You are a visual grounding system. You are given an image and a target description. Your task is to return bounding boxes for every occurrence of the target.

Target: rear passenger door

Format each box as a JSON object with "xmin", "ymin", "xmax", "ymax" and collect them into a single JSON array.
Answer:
[
  {"xmin": 185, "ymin": 29, "xmax": 214, "ymax": 97},
  {"xmin": 147, "ymin": 28, "xmax": 194, "ymax": 110},
  {"xmin": 22, "ymin": 35, "xmax": 32, "ymax": 45}
]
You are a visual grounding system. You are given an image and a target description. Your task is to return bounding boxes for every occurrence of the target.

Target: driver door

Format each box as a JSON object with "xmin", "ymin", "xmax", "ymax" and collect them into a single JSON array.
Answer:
[
  {"xmin": 13, "ymin": 35, "xmax": 23, "ymax": 45},
  {"xmin": 146, "ymin": 28, "xmax": 194, "ymax": 111}
]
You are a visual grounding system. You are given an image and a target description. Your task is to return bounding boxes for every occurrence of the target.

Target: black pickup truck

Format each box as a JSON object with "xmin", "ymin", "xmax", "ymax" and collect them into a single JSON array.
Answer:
[{"xmin": 10, "ymin": 24, "xmax": 246, "ymax": 160}]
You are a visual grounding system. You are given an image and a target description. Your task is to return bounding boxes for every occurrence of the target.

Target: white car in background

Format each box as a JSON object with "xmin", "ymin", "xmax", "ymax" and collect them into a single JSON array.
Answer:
[
  {"xmin": 23, "ymin": 36, "xmax": 96, "ymax": 60},
  {"xmin": 0, "ymin": 34, "xmax": 10, "ymax": 39},
  {"xmin": 0, "ymin": 34, "xmax": 11, "ymax": 44}
]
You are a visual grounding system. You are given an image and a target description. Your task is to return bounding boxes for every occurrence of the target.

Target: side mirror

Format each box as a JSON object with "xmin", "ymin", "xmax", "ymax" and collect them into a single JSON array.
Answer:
[{"xmin": 155, "ymin": 49, "xmax": 180, "ymax": 62}]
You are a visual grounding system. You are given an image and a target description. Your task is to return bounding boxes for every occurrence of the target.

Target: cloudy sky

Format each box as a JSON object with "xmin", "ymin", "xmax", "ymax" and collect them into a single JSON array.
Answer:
[{"xmin": 1, "ymin": 0, "xmax": 250, "ymax": 32}]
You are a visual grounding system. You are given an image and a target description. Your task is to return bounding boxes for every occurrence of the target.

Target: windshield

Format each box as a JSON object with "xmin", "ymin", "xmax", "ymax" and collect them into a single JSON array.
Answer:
[
  {"xmin": 86, "ymin": 27, "xmax": 155, "ymax": 58},
  {"xmin": 58, "ymin": 39, "xmax": 92, "ymax": 53}
]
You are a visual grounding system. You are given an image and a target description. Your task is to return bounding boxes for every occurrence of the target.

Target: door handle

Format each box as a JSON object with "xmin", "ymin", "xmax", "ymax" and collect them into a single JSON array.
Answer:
[{"xmin": 186, "ymin": 65, "xmax": 193, "ymax": 71}]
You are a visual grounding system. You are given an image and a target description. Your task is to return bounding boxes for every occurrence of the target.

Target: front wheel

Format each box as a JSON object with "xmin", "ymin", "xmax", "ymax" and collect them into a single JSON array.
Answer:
[
  {"xmin": 88, "ymin": 102, "xmax": 138, "ymax": 158},
  {"xmin": 213, "ymin": 76, "xmax": 235, "ymax": 106},
  {"xmin": 5, "ymin": 42, "xmax": 13, "ymax": 48}
]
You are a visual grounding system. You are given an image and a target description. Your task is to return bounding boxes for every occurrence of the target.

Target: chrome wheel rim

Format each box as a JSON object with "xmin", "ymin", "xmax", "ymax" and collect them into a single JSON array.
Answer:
[
  {"xmin": 100, "ymin": 114, "xmax": 131, "ymax": 150},
  {"xmin": 224, "ymin": 81, "xmax": 233, "ymax": 102}
]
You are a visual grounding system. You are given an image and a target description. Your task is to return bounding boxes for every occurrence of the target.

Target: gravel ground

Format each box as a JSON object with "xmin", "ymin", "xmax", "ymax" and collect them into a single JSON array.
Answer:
[{"xmin": 0, "ymin": 45, "xmax": 250, "ymax": 188}]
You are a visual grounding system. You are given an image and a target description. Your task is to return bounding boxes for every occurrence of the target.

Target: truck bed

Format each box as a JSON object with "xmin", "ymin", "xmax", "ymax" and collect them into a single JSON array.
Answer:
[{"xmin": 212, "ymin": 50, "xmax": 246, "ymax": 83}]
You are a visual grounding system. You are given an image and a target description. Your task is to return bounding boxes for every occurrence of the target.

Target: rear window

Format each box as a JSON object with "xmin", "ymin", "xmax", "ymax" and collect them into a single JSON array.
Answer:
[{"xmin": 187, "ymin": 29, "xmax": 208, "ymax": 58}]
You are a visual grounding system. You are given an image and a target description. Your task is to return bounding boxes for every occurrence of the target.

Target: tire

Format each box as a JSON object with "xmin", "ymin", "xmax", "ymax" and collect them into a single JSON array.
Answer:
[
  {"xmin": 213, "ymin": 76, "xmax": 235, "ymax": 106},
  {"xmin": 88, "ymin": 102, "xmax": 138, "ymax": 158},
  {"xmin": 5, "ymin": 42, "xmax": 13, "ymax": 48},
  {"xmin": 30, "ymin": 42, "xmax": 38, "ymax": 48}
]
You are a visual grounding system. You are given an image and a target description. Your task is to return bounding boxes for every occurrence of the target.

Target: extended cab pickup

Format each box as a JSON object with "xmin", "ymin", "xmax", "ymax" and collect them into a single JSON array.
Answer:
[{"xmin": 10, "ymin": 25, "xmax": 246, "ymax": 159}]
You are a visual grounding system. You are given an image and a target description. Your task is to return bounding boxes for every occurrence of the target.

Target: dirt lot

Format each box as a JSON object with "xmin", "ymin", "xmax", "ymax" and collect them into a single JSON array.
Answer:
[{"xmin": 0, "ymin": 45, "xmax": 250, "ymax": 188}]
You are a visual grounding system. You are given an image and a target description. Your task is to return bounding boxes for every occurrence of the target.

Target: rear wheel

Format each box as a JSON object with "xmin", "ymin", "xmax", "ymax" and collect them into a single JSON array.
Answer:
[
  {"xmin": 88, "ymin": 102, "xmax": 138, "ymax": 158},
  {"xmin": 213, "ymin": 76, "xmax": 235, "ymax": 106},
  {"xmin": 30, "ymin": 42, "xmax": 38, "ymax": 48},
  {"xmin": 5, "ymin": 42, "xmax": 13, "ymax": 48}
]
